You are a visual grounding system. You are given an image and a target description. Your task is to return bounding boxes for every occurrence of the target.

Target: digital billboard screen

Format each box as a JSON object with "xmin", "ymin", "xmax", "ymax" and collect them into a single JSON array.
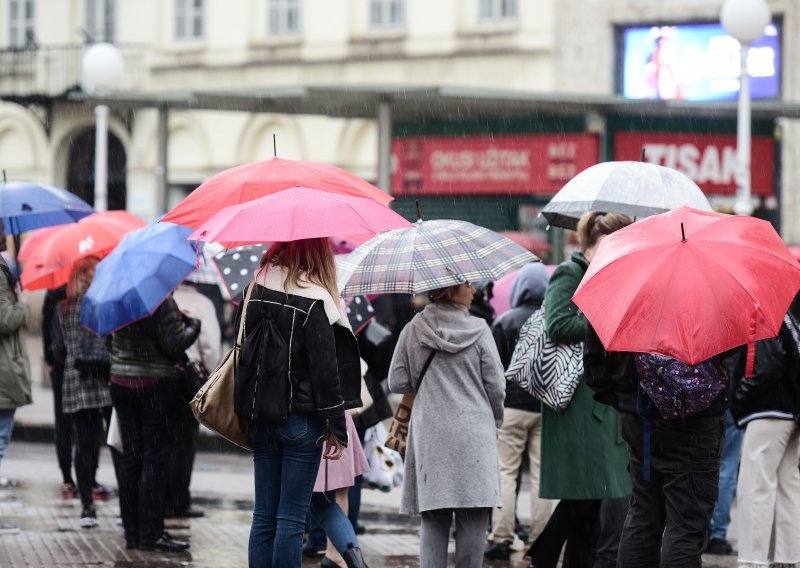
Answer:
[{"xmin": 619, "ymin": 22, "xmax": 781, "ymax": 101}]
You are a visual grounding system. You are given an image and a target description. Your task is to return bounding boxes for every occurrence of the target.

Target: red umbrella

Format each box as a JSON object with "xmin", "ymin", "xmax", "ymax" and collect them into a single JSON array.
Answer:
[
  {"xmin": 20, "ymin": 211, "xmax": 146, "ymax": 290},
  {"xmin": 188, "ymin": 187, "xmax": 412, "ymax": 246},
  {"xmin": 572, "ymin": 206, "xmax": 800, "ymax": 374},
  {"xmin": 162, "ymin": 157, "xmax": 392, "ymax": 230}
]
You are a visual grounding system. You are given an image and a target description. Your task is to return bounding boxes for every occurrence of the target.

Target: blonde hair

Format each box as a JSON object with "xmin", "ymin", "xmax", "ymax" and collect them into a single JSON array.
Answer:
[
  {"xmin": 576, "ymin": 211, "xmax": 633, "ymax": 251},
  {"xmin": 67, "ymin": 256, "xmax": 100, "ymax": 298},
  {"xmin": 260, "ymin": 238, "xmax": 339, "ymax": 301},
  {"xmin": 427, "ymin": 284, "xmax": 460, "ymax": 304}
]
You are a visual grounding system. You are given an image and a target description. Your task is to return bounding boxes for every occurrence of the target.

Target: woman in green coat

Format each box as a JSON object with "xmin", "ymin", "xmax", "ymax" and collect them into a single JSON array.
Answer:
[{"xmin": 527, "ymin": 211, "xmax": 633, "ymax": 568}]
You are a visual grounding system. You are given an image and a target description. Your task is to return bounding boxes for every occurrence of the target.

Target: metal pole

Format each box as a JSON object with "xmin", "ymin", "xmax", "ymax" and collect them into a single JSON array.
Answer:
[
  {"xmin": 93, "ymin": 104, "xmax": 109, "ymax": 211},
  {"xmin": 377, "ymin": 102, "xmax": 392, "ymax": 194},
  {"xmin": 734, "ymin": 43, "xmax": 753, "ymax": 216},
  {"xmin": 156, "ymin": 106, "xmax": 169, "ymax": 214}
]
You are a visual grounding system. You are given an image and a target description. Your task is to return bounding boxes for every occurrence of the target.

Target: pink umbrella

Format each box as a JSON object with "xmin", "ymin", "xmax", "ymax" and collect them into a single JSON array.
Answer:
[
  {"xmin": 490, "ymin": 264, "xmax": 556, "ymax": 316},
  {"xmin": 189, "ymin": 186, "xmax": 412, "ymax": 245}
]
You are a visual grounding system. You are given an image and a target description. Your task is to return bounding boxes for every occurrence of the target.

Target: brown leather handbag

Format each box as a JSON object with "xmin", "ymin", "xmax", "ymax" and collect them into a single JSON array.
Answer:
[
  {"xmin": 384, "ymin": 349, "xmax": 436, "ymax": 456},
  {"xmin": 190, "ymin": 283, "xmax": 254, "ymax": 450}
]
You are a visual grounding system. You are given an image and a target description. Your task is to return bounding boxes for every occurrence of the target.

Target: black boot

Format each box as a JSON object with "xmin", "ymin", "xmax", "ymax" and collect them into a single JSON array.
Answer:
[{"xmin": 342, "ymin": 545, "xmax": 369, "ymax": 568}]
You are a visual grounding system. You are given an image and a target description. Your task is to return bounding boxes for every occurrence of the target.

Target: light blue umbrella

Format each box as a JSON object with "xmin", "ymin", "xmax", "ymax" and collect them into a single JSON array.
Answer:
[
  {"xmin": 81, "ymin": 221, "xmax": 199, "ymax": 336},
  {"xmin": 0, "ymin": 180, "xmax": 94, "ymax": 235}
]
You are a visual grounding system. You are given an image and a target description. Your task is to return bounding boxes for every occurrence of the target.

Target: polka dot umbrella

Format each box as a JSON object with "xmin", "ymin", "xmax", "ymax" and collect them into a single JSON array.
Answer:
[{"xmin": 210, "ymin": 244, "xmax": 269, "ymax": 301}]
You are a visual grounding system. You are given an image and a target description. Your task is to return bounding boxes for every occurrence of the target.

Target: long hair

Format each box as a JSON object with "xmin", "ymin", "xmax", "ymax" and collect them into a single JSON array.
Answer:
[
  {"xmin": 576, "ymin": 211, "xmax": 633, "ymax": 251},
  {"xmin": 260, "ymin": 238, "xmax": 339, "ymax": 301},
  {"xmin": 67, "ymin": 256, "xmax": 100, "ymax": 298}
]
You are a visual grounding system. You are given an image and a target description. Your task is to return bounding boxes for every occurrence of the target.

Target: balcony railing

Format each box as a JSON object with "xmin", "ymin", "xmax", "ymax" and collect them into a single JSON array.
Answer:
[{"xmin": 0, "ymin": 44, "xmax": 147, "ymax": 99}]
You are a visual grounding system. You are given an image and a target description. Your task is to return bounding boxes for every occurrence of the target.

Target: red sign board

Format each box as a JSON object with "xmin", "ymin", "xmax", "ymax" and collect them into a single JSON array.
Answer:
[
  {"xmin": 391, "ymin": 134, "xmax": 599, "ymax": 196},
  {"xmin": 614, "ymin": 132, "xmax": 775, "ymax": 196}
]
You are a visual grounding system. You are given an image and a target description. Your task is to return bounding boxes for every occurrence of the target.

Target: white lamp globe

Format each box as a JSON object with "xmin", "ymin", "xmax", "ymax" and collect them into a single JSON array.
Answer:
[
  {"xmin": 721, "ymin": 0, "xmax": 772, "ymax": 44},
  {"xmin": 81, "ymin": 43, "xmax": 124, "ymax": 95}
]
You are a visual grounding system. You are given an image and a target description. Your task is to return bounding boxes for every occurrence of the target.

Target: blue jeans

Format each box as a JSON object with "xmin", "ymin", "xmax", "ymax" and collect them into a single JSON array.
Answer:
[
  {"xmin": 249, "ymin": 413, "xmax": 324, "ymax": 568},
  {"xmin": 311, "ymin": 492, "xmax": 359, "ymax": 553},
  {"xmin": 0, "ymin": 409, "xmax": 15, "ymax": 466},
  {"xmin": 709, "ymin": 410, "xmax": 744, "ymax": 540}
]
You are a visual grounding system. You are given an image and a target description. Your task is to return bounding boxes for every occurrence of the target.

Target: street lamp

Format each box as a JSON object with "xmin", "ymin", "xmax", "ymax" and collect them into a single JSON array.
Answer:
[
  {"xmin": 81, "ymin": 43, "xmax": 124, "ymax": 212},
  {"xmin": 720, "ymin": 0, "xmax": 771, "ymax": 216}
]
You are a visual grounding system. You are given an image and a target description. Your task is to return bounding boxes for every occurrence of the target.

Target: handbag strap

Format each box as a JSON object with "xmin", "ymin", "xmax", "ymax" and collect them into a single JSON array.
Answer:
[
  {"xmin": 415, "ymin": 350, "xmax": 437, "ymax": 391},
  {"xmin": 236, "ymin": 281, "xmax": 256, "ymax": 349}
]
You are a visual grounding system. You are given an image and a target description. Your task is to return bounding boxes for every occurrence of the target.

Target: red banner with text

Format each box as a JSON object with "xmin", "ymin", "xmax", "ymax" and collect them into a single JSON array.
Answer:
[
  {"xmin": 391, "ymin": 134, "xmax": 599, "ymax": 196},
  {"xmin": 614, "ymin": 132, "xmax": 775, "ymax": 196}
]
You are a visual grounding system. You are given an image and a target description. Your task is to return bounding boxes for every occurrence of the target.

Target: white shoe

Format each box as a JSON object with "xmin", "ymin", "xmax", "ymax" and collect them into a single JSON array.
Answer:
[
  {"xmin": 0, "ymin": 520, "xmax": 20, "ymax": 535},
  {"xmin": 80, "ymin": 508, "xmax": 98, "ymax": 529}
]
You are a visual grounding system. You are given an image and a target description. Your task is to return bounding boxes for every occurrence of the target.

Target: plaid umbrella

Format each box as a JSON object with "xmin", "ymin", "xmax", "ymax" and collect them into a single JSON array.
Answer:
[{"xmin": 337, "ymin": 220, "xmax": 538, "ymax": 296}]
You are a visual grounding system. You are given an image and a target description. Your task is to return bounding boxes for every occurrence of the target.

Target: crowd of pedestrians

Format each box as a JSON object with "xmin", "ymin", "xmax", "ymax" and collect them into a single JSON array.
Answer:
[{"xmin": 1, "ymin": 207, "xmax": 800, "ymax": 568}]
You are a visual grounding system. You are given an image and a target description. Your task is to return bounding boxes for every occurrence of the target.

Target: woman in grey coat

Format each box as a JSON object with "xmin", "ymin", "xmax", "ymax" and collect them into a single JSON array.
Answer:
[{"xmin": 389, "ymin": 281, "xmax": 505, "ymax": 568}]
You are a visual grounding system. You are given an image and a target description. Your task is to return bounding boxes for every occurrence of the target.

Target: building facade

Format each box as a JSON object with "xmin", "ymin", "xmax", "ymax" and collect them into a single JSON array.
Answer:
[{"xmin": 0, "ymin": 0, "xmax": 798, "ymax": 242}]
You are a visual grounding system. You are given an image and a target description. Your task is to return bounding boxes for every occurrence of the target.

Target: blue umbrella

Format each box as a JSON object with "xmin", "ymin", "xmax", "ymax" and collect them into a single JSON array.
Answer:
[
  {"xmin": 0, "ymin": 180, "xmax": 95, "ymax": 235},
  {"xmin": 81, "ymin": 221, "xmax": 199, "ymax": 336}
]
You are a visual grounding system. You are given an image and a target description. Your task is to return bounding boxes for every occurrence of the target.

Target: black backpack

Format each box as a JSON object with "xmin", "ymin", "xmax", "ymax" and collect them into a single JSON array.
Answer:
[{"xmin": 234, "ymin": 285, "xmax": 290, "ymax": 422}]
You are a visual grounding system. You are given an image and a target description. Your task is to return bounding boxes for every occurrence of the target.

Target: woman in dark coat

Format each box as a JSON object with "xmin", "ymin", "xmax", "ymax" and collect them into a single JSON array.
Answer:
[{"xmin": 110, "ymin": 293, "xmax": 200, "ymax": 552}]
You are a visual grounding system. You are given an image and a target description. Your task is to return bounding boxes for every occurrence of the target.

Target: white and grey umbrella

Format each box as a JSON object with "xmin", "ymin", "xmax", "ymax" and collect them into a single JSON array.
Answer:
[{"xmin": 541, "ymin": 161, "xmax": 713, "ymax": 230}]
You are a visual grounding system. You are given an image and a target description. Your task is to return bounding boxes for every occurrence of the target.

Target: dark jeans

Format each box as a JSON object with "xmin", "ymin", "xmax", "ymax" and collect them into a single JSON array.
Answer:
[
  {"xmin": 51, "ymin": 366, "xmax": 74, "ymax": 484},
  {"xmin": 111, "ymin": 380, "xmax": 175, "ymax": 547},
  {"xmin": 167, "ymin": 396, "xmax": 198, "ymax": 514},
  {"xmin": 618, "ymin": 412, "xmax": 725, "ymax": 568},
  {"xmin": 249, "ymin": 412, "xmax": 324, "ymax": 568},
  {"xmin": 528, "ymin": 499, "xmax": 600, "ymax": 568},
  {"xmin": 311, "ymin": 491, "xmax": 359, "ymax": 554},
  {"xmin": 71, "ymin": 407, "xmax": 108, "ymax": 507}
]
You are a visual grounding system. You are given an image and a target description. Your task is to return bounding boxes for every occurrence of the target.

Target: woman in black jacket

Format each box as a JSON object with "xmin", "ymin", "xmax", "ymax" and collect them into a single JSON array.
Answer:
[
  {"xmin": 732, "ymin": 311, "xmax": 800, "ymax": 566},
  {"xmin": 241, "ymin": 238, "xmax": 362, "ymax": 568},
  {"xmin": 110, "ymin": 295, "xmax": 200, "ymax": 552}
]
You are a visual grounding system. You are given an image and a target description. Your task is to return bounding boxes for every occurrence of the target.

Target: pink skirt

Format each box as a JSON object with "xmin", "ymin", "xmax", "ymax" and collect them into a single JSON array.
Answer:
[{"xmin": 313, "ymin": 413, "xmax": 370, "ymax": 493}]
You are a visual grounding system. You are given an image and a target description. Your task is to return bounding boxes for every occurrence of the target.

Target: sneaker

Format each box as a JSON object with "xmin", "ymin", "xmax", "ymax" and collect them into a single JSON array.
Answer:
[
  {"xmin": 0, "ymin": 477, "xmax": 19, "ymax": 489},
  {"xmin": 92, "ymin": 484, "xmax": 115, "ymax": 501},
  {"xmin": 79, "ymin": 507, "xmax": 98, "ymax": 529},
  {"xmin": 139, "ymin": 531, "xmax": 189, "ymax": 552},
  {"xmin": 0, "ymin": 520, "xmax": 19, "ymax": 535},
  {"xmin": 705, "ymin": 537, "xmax": 735, "ymax": 555},
  {"xmin": 61, "ymin": 483, "xmax": 77, "ymax": 500},
  {"xmin": 484, "ymin": 540, "xmax": 512, "ymax": 561}
]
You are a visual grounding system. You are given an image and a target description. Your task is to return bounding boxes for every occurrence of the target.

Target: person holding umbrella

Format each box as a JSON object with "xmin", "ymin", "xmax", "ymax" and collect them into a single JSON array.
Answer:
[
  {"xmin": 388, "ymin": 279, "xmax": 506, "ymax": 568},
  {"xmin": 527, "ymin": 211, "xmax": 633, "ymax": 568},
  {"xmin": 241, "ymin": 238, "xmax": 364, "ymax": 568}
]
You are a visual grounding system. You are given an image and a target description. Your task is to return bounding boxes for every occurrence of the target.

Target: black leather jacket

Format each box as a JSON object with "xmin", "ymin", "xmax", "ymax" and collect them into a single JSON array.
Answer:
[
  {"xmin": 111, "ymin": 297, "xmax": 201, "ymax": 378},
  {"xmin": 238, "ymin": 284, "xmax": 361, "ymax": 445},
  {"xmin": 491, "ymin": 301, "xmax": 541, "ymax": 412},
  {"xmin": 731, "ymin": 316, "xmax": 800, "ymax": 426}
]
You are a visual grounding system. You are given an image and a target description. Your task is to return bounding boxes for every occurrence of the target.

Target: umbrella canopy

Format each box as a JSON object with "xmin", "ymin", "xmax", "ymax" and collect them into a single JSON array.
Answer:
[
  {"xmin": 572, "ymin": 206, "xmax": 800, "ymax": 369},
  {"xmin": 0, "ymin": 181, "xmax": 94, "ymax": 235},
  {"xmin": 338, "ymin": 219, "xmax": 538, "ymax": 296},
  {"xmin": 20, "ymin": 211, "xmax": 145, "ymax": 290},
  {"xmin": 188, "ymin": 187, "xmax": 412, "ymax": 246},
  {"xmin": 211, "ymin": 244, "xmax": 269, "ymax": 300},
  {"xmin": 541, "ymin": 161, "xmax": 713, "ymax": 230},
  {"xmin": 161, "ymin": 157, "xmax": 392, "ymax": 230},
  {"xmin": 81, "ymin": 221, "xmax": 199, "ymax": 336}
]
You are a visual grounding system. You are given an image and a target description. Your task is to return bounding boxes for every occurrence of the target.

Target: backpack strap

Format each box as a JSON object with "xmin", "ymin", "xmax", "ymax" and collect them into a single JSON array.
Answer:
[{"xmin": 637, "ymin": 384, "xmax": 654, "ymax": 481}]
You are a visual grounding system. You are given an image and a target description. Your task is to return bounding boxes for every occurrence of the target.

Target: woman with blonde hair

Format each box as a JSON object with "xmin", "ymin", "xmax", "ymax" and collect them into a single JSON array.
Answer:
[
  {"xmin": 58, "ymin": 256, "xmax": 115, "ymax": 529},
  {"xmin": 389, "ymin": 279, "xmax": 505, "ymax": 568},
  {"xmin": 240, "ymin": 238, "xmax": 363, "ymax": 567}
]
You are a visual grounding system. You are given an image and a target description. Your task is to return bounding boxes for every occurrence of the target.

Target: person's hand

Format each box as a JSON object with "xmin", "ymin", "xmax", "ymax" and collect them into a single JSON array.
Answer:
[{"xmin": 323, "ymin": 433, "xmax": 345, "ymax": 460}]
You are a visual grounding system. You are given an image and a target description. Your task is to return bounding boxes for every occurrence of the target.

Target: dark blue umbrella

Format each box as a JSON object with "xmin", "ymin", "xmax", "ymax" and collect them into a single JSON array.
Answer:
[
  {"xmin": 81, "ymin": 221, "xmax": 198, "ymax": 336},
  {"xmin": 0, "ymin": 180, "xmax": 94, "ymax": 235}
]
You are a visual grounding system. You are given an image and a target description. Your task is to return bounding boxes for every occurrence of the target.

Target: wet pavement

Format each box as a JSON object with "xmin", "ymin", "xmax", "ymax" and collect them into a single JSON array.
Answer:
[{"xmin": 0, "ymin": 441, "xmax": 738, "ymax": 567}]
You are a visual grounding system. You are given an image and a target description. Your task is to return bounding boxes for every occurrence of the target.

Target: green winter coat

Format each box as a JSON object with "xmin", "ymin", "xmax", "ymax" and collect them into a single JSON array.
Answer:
[
  {"xmin": 538, "ymin": 252, "xmax": 631, "ymax": 500},
  {"xmin": 0, "ymin": 262, "xmax": 31, "ymax": 410}
]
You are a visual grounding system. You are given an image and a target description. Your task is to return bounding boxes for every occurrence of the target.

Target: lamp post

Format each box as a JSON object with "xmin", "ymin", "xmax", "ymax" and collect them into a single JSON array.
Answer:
[
  {"xmin": 721, "ymin": 0, "xmax": 771, "ymax": 216},
  {"xmin": 81, "ymin": 43, "xmax": 124, "ymax": 211}
]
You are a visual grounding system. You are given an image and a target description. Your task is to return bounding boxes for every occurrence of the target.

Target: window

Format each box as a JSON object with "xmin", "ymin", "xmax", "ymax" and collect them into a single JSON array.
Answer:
[
  {"xmin": 85, "ymin": 0, "xmax": 115, "ymax": 43},
  {"xmin": 175, "ymin": 0, "xmax": 204, "ymax": 40},
  {"xmin": 267, "ymin": 0, "xmax": 301, "ymax": 35},
  {"xmin": 8, "ymin": 0, "xmax": 35, "ymax": 48},
  {"xmin": 369, "ymin": 0, "xmax": 404, "ymax": 28},
  {"xmin": 478, "ymin": 0, "xmax": 517, "ymax": 21}
]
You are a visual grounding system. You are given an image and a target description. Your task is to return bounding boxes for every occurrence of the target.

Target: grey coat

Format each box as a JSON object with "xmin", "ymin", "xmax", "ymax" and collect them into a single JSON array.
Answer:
[{"xmin": 388, "ymin": 302, "xmax": 505, "ymax": 515}]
